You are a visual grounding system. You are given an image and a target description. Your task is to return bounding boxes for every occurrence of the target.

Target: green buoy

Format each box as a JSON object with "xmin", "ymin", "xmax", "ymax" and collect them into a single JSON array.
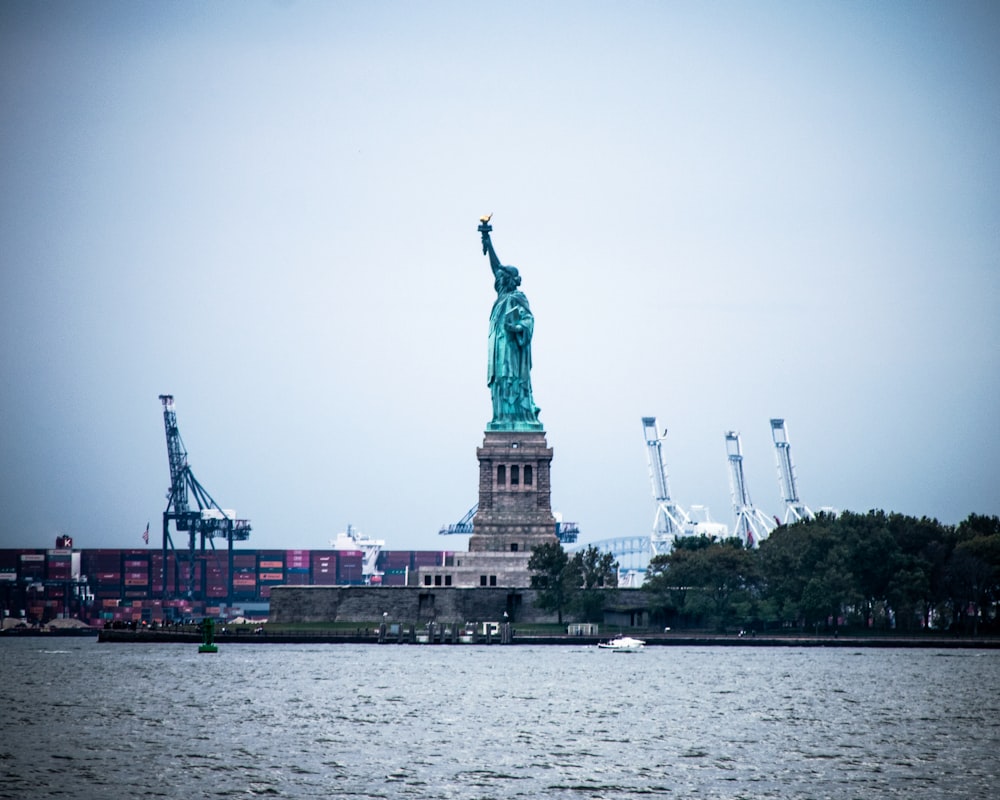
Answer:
[{"xmin": 198, "ymin": 617, "xmax": 218, "ymax": 654}]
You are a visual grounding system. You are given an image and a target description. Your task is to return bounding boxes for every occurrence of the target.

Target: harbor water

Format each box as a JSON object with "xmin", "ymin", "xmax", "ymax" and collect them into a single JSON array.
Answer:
[{"xmin": 1, "ymin": 638, "xmax": 997, "ymax": 799}]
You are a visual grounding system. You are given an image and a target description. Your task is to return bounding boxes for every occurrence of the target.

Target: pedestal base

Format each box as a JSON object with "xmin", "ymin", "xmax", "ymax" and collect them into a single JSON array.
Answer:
[{"xmin": 469, "ymin": 429, "xmax": 559, "ymax": 554}]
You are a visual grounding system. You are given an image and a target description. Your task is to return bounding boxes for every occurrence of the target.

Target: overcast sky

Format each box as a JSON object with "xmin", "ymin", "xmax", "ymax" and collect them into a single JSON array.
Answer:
[{"xmin": 1, "ymin": 1, "xmax": 997, "ymax": 555}]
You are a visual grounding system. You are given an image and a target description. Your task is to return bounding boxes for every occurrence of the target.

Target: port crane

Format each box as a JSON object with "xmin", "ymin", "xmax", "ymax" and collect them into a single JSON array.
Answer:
[
  {"xmin": 770, "ymin": 418, "xmax": 814, "ymax": 524},
  {"xmin": 438, "ymin": 504, "xmax": 579, "ymax": 543},
  {"xmin": 725, "ymin": 430, "xmax": 775, "ymax": 547},
  {"xmin": 642, "ymin": 417, "xmax": 691, "ymax": 555},
  {"xmin": 159, "ymin": 394, "xmax": 250, "ymax": 600}
]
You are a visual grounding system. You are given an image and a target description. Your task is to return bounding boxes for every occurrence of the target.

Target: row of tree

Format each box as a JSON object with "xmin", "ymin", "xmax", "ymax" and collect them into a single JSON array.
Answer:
[{"xmin": 642, "ymin": 511, "xmax": 1000, "ymax": 634}]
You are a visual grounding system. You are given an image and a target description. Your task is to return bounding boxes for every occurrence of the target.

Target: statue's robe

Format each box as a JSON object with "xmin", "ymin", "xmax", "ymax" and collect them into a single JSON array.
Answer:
[{"xmin": 488, "ymin": 289, "xmax": 538, "ymax": 423}]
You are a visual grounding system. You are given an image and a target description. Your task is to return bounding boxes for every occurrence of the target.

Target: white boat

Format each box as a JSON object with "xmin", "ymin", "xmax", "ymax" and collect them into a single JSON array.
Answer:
[{"xmin": 597, "ymin": 635, "xmax": 645, "ymax": 652}]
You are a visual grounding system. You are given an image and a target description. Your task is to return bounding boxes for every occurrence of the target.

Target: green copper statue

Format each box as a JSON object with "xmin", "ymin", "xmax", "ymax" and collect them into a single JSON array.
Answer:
[{"xmin": 479, "ymin": 215, "xmax": 543, "ymax": 431}]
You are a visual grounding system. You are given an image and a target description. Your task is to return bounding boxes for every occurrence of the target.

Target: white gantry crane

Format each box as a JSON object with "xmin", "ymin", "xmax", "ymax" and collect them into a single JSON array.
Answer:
[
  {"xmin": 770, "ymin": 418, "xmax": 814, "ymax": 524},
  {"xmin": 642, "ymin": 417, "xmax": 691, "ymax": 555},
  {"xmin": 725, "ymin": 430, "xmax": 776, "ymax": 547}
]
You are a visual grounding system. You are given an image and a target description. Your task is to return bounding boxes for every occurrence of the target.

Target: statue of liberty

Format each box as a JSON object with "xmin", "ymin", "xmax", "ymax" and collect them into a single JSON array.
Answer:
[{"xmin": 478, "ymin": 215, "xmax": 542, "ymax": 431}]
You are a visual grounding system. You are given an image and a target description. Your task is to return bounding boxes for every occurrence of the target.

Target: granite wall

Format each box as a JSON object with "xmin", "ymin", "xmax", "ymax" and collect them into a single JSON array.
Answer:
[{"xmin": 269, "ymin": 585, "xmax": 652, "ymax": 626}]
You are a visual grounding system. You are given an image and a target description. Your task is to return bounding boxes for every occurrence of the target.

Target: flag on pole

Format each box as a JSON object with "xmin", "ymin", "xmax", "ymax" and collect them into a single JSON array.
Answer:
[{"xmin": 142, "ymin": 522, "xmax": 149, "ymax": 544}]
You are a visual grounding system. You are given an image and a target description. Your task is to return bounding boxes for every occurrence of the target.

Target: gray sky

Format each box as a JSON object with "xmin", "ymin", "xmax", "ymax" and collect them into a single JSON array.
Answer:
[{"xmin": 1, "ymin": 1, "xmax": 997, "ymax": 553}]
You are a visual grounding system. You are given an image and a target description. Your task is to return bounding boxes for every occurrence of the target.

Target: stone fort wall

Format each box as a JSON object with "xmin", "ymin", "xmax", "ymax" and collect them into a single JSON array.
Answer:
[
  {"xmin": 269, "ymin": 585, "xmax": 651, "ymax": 626},
  {"xmin": 269, "ymin": 586, "xmax": 556, "ymax": 624}
]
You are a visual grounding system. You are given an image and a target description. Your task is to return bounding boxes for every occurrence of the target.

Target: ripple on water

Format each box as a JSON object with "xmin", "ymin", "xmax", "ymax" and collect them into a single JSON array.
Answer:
[{"xmin": 1, "ymin": 642, "xmax": 998, "ymax": 799}]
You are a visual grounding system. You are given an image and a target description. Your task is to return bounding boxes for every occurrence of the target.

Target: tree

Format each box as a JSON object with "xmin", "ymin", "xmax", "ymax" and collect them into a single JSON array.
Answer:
[
  {"xmin": 759, "ymin": 516, "xmax": 853, "ymax": 630},
  {"xmin": 946, "ymin": 524, "xmax": 1000, "ymax": 635},
  {"xmin": 644, "ymin": 536, "xmax": 757, "ymax": 630},
  {"xmin": 570, "ymin": 545, "xmax": 618, "ymax": 623},
  {"xmin": 528, "ymin": 541, "xmax": 575, "ymax": 624}
]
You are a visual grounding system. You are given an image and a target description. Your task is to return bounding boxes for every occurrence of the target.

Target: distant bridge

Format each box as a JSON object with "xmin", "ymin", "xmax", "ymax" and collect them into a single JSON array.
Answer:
[{"xmin": 572, "ymin": 536, "xmax": 651, "ymax": 574}]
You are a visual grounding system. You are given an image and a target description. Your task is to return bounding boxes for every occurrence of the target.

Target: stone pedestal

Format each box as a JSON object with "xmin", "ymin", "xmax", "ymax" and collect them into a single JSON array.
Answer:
[{"xmin": 469, "ymin": 430, "xmax": 559, "ymax": 553}]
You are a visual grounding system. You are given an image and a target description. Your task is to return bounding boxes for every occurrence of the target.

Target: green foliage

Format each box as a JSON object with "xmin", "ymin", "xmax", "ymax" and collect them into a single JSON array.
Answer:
[
  {"xmin": 528, "ymin": 542, "xmax": 572, "ymax": 624},
  {"xmin": 570, "ymin": 545, "xmax": 619, "ymax": 622},
  {"xmin": 754, "ymin": 511, "xmax": 1000, "ymax": 633},
  {"xmin": 527, "ymin": 543, "xmax": 618, "ymax": 624},
  {"xmin": 643, "ymin": 511, "xmax": 1000, "ymax": 635},
  {"xmin": 644, "ymin": 536, "xmax": 758, "ymax": 630},
  {"xmin": 528, "ymin": 512, "xmax": 1000, "ymax": 634}
]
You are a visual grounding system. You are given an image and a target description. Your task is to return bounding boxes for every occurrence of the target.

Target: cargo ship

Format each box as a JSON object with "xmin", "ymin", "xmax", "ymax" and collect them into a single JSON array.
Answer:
[{"xmin": 0, "ymin": 540, "xmax": 452, "ymax": 628}]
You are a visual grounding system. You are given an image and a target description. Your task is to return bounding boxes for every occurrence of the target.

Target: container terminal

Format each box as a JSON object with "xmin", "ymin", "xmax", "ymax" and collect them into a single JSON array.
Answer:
[{"xmin": 0, "ymin": 538, "xmax": 454, "ymax": 627}]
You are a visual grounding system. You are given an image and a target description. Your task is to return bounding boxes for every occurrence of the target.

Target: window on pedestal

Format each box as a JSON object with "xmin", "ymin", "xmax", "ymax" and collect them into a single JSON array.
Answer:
[
  {"xmin": 510, "ymin": 543, "xmax": 518, "ymax": 552},
  {"xmin": 497, "ymin": 465, "xmax": 506, "ymax": 486},
  {"xmin": 511, "ymin": 465, "xmax": 520, "ymax": 486},
  {"xmin": 524, "ymin": 465, "xmax": 533, "ymax": 486}
]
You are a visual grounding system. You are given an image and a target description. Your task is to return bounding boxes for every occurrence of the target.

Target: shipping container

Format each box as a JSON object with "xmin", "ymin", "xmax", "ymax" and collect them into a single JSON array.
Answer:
[
  {"xmin": 411, "ymin": 551, "xmax": 443, "ymax": 567},
  {"xmin": 337, "ymin": 553, "xmax": 363, "ymax": 584},
  {"xmin": 380, "ymin": 551, "xmax": 413, "ymax": 569}
]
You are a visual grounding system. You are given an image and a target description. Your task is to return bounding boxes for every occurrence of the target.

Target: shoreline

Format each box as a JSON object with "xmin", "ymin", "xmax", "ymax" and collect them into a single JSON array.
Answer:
[{"xmin": 82, "ymin": 629, "xmax": 1000, "ymax": 648}]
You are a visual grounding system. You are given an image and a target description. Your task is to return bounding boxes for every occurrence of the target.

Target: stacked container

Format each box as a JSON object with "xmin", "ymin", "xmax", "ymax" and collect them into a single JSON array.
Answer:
[
  {"xmin": 285, "ymin": 550, "xmax": 310, "ymax": 586},
  {"xmin": 257, "ymin": 551, "xmax": 285, "ymax": 598},
  {"xmin": 231, "ymin": 552, "xmax": 257, "ymax": 597},
  {"xmin": 311, "ymin": 551, "xmax": 338, "ymax": 585},
  {"xmin": 123, "ymin": 550, "xmax": 150, "ymax": 599}
]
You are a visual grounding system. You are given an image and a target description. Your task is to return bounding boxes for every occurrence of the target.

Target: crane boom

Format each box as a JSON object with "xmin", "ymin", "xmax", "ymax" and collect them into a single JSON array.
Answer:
[
  {"xmin": 158, "ymin": 395, "xmax": 251, "ymax": 600},
  {"xmin": 642, "ymin": 417, "xmax": 690, "ymax": 555},
  {"xmin": 725, "ymin": 430, "xmax": 775, "ymax": 547},
  {"xmin": 770, "ymin": 418, "xmax": 813, "ymax": 524}
]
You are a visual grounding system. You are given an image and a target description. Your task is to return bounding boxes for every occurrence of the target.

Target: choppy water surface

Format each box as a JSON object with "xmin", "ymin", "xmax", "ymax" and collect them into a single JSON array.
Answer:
[{"xmin": 0, "ymin": 640, "xmax": 997, "ymax": 799}]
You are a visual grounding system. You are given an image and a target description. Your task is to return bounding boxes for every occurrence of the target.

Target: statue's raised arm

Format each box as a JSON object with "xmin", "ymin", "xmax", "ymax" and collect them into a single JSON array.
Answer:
[{"xmin": 478, "ymin": 214, "xmax": 503, "ymax": 278}]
